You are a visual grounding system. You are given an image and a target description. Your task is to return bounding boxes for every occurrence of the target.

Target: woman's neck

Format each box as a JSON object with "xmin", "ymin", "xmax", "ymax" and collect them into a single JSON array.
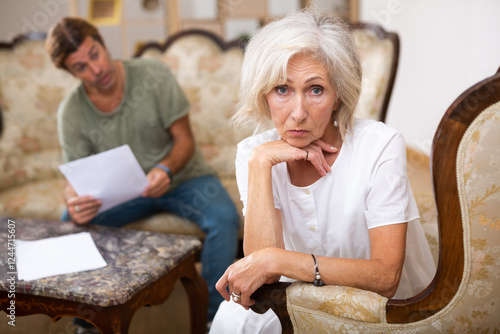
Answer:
[{"xmin": 287, "ymin": 124, "xmax": 343, "ymax": 187}]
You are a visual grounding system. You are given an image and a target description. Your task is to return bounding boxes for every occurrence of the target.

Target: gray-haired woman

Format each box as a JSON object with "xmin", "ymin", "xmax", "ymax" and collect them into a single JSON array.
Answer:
[{"xmin": 210, "ymin": 9, "xmax": 435, "ymax": 333}]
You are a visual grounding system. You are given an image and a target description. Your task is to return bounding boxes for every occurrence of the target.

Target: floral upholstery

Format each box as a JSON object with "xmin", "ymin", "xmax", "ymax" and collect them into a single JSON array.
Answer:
[
  {"xmin": 0, "ymin": 39, "xmax": 78, "ymax": 219},
  {"xmin": 287, "ymin": 282, "xmax": 388, "ymax": 332},
  {"xmin": 352, "ymin": 28, "xmax": 395, "ymax": 121},
  {"xmin": 284, "ymin": 100, "xmax": 500, "ymax": 333}
]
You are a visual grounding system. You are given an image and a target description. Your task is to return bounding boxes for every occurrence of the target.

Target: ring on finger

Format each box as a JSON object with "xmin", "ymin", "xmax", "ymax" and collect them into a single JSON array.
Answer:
[
  {"xmin": 75, "ymin": 205, "xmax": 80, "ymax": 213},
  {"xmin": 231, "ymin": 292, "xmax": 241, "ymax": 302},
  {"xmin": 305, "ymin": 150, "xmax": 309, "ymax": 161}
]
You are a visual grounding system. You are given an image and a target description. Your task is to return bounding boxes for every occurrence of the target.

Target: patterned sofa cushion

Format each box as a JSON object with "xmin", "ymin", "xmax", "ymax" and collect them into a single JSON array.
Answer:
[
  {"xmin": 0, "ymin": 38, "xmax": 77, "ymax": 221},
  {"xmin": 0, "ymin": 38, "xmax": 78, "ymax": 191},
  {"xmin": 352, "ymin": 28, "xmax": 395, "ymax": 121},
  {"xmin": 0, "ymin": 178, "xmax": 66, "ymax": 220}
]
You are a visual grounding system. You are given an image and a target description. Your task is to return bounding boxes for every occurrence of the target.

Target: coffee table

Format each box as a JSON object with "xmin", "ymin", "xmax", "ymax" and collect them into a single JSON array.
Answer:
[{"xmin": 0, "ymin": 217, "xmax": 208, "ymax": 334}]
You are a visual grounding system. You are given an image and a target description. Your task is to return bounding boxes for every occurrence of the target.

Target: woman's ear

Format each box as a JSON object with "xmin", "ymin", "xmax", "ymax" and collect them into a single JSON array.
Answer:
[{"xmin": 333, "ymin": 98, "xmax": 340, "ymax": 111}]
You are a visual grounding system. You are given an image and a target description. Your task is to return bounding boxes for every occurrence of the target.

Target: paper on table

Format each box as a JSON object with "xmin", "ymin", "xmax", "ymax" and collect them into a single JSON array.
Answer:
[
  {"xmin": 59, "ymin": 145, "xmax": 150, "ymax": 213},
  {"xmin": 15, "ymin": 232, "xmax": 107, "ymax": 281}
]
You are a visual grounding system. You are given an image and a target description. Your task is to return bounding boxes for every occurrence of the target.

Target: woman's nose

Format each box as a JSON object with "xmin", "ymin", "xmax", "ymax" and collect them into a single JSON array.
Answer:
[{"xmin": 290, "ymin": 95, "xmax": 307, "ymax": 122}]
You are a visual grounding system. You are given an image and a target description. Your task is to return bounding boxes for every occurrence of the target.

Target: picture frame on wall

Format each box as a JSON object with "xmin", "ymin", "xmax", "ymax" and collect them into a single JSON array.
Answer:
[{"xmin": 88, "ymin": 0, "xmax": 122, "ymax": 25}]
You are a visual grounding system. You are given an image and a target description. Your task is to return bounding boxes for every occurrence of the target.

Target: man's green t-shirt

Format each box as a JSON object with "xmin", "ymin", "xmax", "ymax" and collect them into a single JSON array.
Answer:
[{"xmin": 57, "ymin": 58, "xmax": 215, "ymax": 190}]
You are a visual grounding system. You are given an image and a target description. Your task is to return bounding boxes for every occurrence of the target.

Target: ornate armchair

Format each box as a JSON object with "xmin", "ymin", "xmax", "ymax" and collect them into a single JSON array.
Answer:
[{"xmin": 251, "ymin": 67, "xmax": 500, "ymax": 333}]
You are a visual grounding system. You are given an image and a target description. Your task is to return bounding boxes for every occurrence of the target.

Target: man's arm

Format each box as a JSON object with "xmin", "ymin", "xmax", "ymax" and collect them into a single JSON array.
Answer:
[{"xmin": 142, "ymin": 114, "xmax": 195, "ymax": 198}]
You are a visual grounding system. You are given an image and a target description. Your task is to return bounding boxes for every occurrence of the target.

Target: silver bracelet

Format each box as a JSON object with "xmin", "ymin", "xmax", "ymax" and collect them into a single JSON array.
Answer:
[{"xmin": 311, "ymin": 254, "xmax": 325, "ymax": 287}]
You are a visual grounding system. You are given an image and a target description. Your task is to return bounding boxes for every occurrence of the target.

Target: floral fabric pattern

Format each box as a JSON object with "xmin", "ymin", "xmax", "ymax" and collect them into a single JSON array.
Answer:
[
  {"xmin": 287, "ymin": 281, "xmax": 388, "ymax": 333},
  {"xmin": 0, "ymin": 40, "xmax": 78, "ymax": 191},
  {"xmin": 352, "ymin": 29, "xmax": 394, "ymax": 121}
]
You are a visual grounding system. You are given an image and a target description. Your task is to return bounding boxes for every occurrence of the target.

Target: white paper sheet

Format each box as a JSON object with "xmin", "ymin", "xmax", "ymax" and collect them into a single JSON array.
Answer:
[
  {"xmin": 15, "ymin": 232, "xmax": 107, "ymax": 281},
  {"xmin": 59, "ymin": 145, "xmax": 150, "ymax": 213}
]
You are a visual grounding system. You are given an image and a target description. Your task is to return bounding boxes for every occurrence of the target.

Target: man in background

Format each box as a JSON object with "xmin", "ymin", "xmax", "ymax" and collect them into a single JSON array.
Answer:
[{"xmin": 46, "ymin": 17, "xmax": 239, "ymax": 333}]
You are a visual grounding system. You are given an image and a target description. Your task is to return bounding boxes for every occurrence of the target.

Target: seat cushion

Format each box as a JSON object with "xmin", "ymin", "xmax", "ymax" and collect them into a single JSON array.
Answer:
[{"xmin": 0, "ymin": 177, "xmax": 66, "ymax": 220}]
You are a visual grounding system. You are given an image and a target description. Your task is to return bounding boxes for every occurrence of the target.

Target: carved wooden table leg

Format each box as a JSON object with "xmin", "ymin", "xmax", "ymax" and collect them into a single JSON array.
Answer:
[{"xmin": 180, "ymin": 253, "xmax": 209, "ymax": 334}]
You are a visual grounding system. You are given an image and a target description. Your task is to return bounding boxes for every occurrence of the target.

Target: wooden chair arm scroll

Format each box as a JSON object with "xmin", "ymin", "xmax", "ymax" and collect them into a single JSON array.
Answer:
[{"xmin": 251, "ymin": 282, "xmax": 292, "ymax": 333}]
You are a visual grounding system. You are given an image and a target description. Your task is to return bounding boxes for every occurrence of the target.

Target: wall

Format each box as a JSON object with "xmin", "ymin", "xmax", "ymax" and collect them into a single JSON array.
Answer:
[
  {"xmin": 0, "ymin": 0, "xmax": 70, "ymax": 41},
  {"xmin": 360, "ymin": 0, "xmax": 500, "ymax": 154}
]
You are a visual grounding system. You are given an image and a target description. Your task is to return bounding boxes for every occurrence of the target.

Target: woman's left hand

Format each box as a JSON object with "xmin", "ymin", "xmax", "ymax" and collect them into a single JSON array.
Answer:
[{"xmin": 215, "ymin": 248, "xmax": 281, "ymax": 309}]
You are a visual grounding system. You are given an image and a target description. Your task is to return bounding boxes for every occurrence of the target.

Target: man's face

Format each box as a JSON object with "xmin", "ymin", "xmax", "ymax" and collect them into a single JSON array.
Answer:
[{"xmin": 64, "ymin": 36, "xmax": 117, "ymax": 92}]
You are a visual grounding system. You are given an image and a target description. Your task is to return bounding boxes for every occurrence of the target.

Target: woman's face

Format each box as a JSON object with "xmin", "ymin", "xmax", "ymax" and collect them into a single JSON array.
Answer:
[{"xmin": 266, "ymin": 54, "xmax": 339, "ymax": 148}]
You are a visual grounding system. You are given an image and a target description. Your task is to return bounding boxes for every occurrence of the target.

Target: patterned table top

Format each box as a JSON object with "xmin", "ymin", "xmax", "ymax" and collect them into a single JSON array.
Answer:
[{"xmin": 0, "ymin": 217, "xmax": 202, "ymax": 307}]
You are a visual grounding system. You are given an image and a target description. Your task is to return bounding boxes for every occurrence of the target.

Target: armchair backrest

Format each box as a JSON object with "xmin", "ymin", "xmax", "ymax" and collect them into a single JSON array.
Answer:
[
  {"xmin": 386, "ymin": 68, "xmax": 500, "ymax": 326},
  {"xmin": 351, "ymin": 23, "xmax": 399, "ymax": 123}
]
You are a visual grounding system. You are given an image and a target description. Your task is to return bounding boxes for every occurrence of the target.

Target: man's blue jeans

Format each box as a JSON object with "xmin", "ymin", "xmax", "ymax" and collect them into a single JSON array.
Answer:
[{"xmin": 62, "ymin": 175, "xmax": 239, "ymax": 323}]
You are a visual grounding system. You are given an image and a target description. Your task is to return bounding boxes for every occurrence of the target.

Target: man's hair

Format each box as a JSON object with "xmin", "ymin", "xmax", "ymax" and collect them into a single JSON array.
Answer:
[
  {"xmin": 46, "ymin": 17, "xmax": 105, "ymax": 71},
  {"xmin": 232, "ymin": 9, "xmax": 362, "ymax": 139}
]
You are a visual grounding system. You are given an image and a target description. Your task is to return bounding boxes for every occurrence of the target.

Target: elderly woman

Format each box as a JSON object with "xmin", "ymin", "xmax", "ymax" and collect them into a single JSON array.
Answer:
[{"xmin": 210, "ymin": 9, "xmax": 435, "ymax": 333}]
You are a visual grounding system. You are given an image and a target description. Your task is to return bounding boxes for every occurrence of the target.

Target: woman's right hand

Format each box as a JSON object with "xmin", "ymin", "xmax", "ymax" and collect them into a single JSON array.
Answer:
[
  {"xmin": 215, "ymin": 247, "xmax": 281, "ymax": 309},
  {"xmin": 251, "ymin": 138, "xmax": 337, "ymax": 176},
  {"xmin": 67, "ymin": 195, "xmax": 102, "ymax": 225}
]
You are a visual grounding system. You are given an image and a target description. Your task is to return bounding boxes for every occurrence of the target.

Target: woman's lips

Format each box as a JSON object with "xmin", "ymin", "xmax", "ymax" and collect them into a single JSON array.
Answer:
[{"xmin": 288, "ymin": 130, "xmax": 309, "ymax": 136}]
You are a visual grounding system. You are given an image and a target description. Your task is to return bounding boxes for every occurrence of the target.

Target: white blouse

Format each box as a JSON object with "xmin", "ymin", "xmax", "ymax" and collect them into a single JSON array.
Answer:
[{"xmin": 235, "ymin": 119, "xmax": 435, "ymax": 298}]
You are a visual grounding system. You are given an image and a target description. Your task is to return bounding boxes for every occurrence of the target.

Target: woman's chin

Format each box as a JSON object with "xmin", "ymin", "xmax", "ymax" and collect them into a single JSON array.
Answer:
[{"xmin": 283, "ymin": 138, "xmax": 312, "ymax": 148}]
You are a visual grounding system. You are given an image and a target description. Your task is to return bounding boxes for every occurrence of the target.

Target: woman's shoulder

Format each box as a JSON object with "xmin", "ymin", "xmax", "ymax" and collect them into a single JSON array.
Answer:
[
  {"xmin": 350, "ymin": 118, "xmax": 403, "ymax": 145},
  {"xmin": 237, "ymin": 128, "xmax": 280, "ymax": 151}
]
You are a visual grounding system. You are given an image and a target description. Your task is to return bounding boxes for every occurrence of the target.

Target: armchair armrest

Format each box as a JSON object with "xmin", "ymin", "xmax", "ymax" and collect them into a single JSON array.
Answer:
[
  {"xmin": 251, "ymin": 281, "xmax": 388, "ymax": 334},
  {"xmin": 251, "ymin": 282, "xmax": 293, "ymax": 333}
]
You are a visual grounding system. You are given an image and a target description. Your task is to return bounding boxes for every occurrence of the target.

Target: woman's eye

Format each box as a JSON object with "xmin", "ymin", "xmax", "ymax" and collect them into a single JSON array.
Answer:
[
  {"xmin": 276, "ymin": 86, "xmax": 288, "ymax": 95},
  {"xmin": 311, "ymin": 87, "xmax": 323, "ymax": 95}
]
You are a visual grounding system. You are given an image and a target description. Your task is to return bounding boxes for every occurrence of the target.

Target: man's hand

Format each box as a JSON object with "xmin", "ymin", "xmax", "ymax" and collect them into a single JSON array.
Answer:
[
  {"xmin": 142, "ymin": 167, "xmax": 171, "ymax": 198},
  {"xmin": 67, "ymin": 195, "xmax": 102, "ymax": 225}
]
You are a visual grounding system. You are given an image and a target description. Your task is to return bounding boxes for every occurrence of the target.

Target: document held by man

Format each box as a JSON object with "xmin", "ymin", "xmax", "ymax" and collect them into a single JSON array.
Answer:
[{"xmin": 59, "ymin": 145, "xmax": 150, "ymax": 213}]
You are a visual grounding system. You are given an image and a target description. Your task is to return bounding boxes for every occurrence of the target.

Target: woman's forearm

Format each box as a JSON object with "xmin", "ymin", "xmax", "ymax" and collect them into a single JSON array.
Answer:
[
  {"xmin": 267, "ymin": 248, "xmax": 403, "ymax": 299},
  {"xmin": 243, "ymin": 156, "xmax": 285, "ymax": 255}
]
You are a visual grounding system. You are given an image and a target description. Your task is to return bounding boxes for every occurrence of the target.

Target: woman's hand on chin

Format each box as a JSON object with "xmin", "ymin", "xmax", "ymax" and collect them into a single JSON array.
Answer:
[
  {"xmin": 302, "ymin": 139, "xmax": 338, "ymax": 176},
  {"xmin": 250, "ymin": 139, "xmax": 338, "ymax": 176}
]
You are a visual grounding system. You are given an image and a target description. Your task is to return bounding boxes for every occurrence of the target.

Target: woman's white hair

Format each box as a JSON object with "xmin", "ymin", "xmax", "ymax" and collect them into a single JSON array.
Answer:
[{"xmin": 233, "ymin": 9, "xmax": 362, "ymax": 139}]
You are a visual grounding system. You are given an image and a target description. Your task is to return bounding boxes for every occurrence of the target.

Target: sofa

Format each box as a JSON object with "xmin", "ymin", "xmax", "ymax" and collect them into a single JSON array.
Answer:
[{"xmin": 1, "ymin": 24, "xmax": 415, "ymax": 241}]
